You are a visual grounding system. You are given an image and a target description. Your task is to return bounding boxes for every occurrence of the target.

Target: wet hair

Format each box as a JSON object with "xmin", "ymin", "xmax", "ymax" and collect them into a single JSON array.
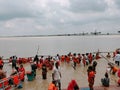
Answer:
[
  {"xmin": 20, "ymin": 64, "xmax": 23, "ymax": 68},
  {"xmin": 82, "ymin": 54, "xmax": 85, "ymax": 56},
  {"xmin": 87, "ymin": 66, "xmax": 93, "ymax": 72},
  {"xmin": 92, "ymin": 61, "xmax": 97, "ymax": 67},
  {"xmin": 42, "ymin": 64, "xmax": 46, "ymax": 67},
  {"xmin": 35, "ymin": 55, "xmax": 38, "ymax": 58},
  {"xmin": 105, "ymin": 72, "xmax": 108, "ymax": 78},
  {"xmin": 52, "ymin": 80, "xmax": 56, "ymax": 84},
  {"xmin": 0, "ymin": 65, "xmax": 3, "ymax": 70},
  {"xmin": 86, "ymin": 53, "xmax": 89, "ymax": 56},
  {"xmin": 78, "ymin": 53, "xmax": 80, "ymax": 55},
  {"xmin": 73, "ymin": 53, "xmax": 76, "ymax": 56},
  {"xmin": 13, "ymin": 56, "xmax": 15, "ymax": 59}
]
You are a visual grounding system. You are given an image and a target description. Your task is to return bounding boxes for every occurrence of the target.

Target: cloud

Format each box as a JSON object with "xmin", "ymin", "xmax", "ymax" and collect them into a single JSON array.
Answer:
[
  {"xmin": 68, "ymin": 0, "xmax": 108, "ymax": 13},
  {"xmin": 0, "ymin": 0, "xmax": 120, "ymax": 36},
  {"xmin": 0, "ymin": 0, "xmax": 35, "ymax": 20},
  {"xmin": 115, "ymin": 0, "xmax": 120, "ymax": 8}
]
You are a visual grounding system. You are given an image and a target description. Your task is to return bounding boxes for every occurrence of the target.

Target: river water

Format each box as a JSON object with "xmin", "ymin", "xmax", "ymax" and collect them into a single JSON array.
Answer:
[
  {"xmin": 0, "ymin": 35, "xmax": 120, "ymax": 90},
  {"xmin": 0, "ymin": 35, "xmax": 120, "ymax": 58}
]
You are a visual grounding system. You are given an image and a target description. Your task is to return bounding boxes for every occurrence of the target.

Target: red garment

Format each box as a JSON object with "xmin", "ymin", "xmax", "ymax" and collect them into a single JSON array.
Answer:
[
  {"xmin": 11, "ymin": 75, "xmax": 19, "ymax": 85},
  {"xmin": 61, "ymin": 55, "xmax": 65, "ymax": 62},
  {"xmin": 0, "ymin": 78, "xmax": 11, "ymax": 90},
  {"xmin": 66, "ymin": 56, "xmax": 70, "ymax": 63},
  {"xmin": 67, "ymin": 80, "xmax": 78, "ymax": 90},
  {"xmin": 0, "ymin": 60, "xmax": 3, "ymax": 66},
  {"xmin": 19, "ymin": 72, "xmax": 24, "ymax": 81},
  {"xmin": 88, "ymin": 71, "xmax": 95, "ymax": 83},
  {"xmin": 77, "ymin": 55, "xmax": 81, "ymax": 64},
  {"xmin": 88, "ymin": 53, "xmax": 93, "ymax": 64},
  {"xmin": 73, "ymin": 56, "xmax": 78, "ymax": 63},
  {"xmin": 19, "ymin": 67, "xmax": 25, "ymax": 74},
  {"xmin": 40, "ymin": 58, "xmax": 43, "ymax": 64},
  {"xmin": 118, "ymin": 78, "xmax": 120, "ymax": 85},
  {"xmin": 117, "ymin": 69, "xmax": 120, "ymax": 78},
  {"xmin": 82, "ymin": 57, "xmax": 86, "ymax": 66}
]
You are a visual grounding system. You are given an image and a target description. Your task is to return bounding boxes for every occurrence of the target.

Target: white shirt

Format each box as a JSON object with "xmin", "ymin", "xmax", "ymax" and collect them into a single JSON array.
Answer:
[
  {"xmin": 53, "ymin": 67, "xmax": 61, "ymax": 80},
  {"xmin": 114, "ymin": 54, "xmax": 120, "ymax": 61}
]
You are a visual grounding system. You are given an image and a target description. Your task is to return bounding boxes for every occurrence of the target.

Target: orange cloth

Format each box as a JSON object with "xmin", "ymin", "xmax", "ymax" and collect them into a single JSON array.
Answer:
[
  {"xmin": 113, "ymin": 66, "xmax": 119, "ymax": 73},
  {"xmin": 11, "ymin": 74, "xmax": 19, "ymax": 85},
  {"xmin": 61, "ymin": 55, "xmax": 65, "ymax": 62},
  {"xmin": 88, "ymin": 71, "xmax": 95, "ymax": 83},
  {"xmin": 48, "ymin": 83, "xmax": 58, "ymax": 90},
  {"xmin": 66, "ymin": 56, "xmax": 70, "ymax": 63}
]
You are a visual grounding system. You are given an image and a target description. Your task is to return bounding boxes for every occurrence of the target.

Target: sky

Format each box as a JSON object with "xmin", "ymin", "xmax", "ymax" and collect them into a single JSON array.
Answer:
[{"xmin": 0, "ymin": 0, "xmax": 120, "ymax": 36}]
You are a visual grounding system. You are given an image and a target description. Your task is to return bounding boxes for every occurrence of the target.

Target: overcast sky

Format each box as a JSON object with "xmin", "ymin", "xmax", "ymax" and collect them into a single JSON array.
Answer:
[{"xmin": 0, "ymin": 0, "xmax": 120, "ymax": 36}]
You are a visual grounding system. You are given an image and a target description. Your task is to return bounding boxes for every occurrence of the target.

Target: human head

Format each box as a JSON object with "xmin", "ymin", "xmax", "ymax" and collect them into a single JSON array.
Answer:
[
  {"xmin": 52, "ymin": 80, "xmax": 56, "ymax": 85},
  {"xmin": 105, "ymin": 72, "xmax": 108, "ymax": 78},
  {"xmin": 87, "ymin": 66, "xmax": 93, "ymax": 71},
  {"xmin": 92, "ymin": 61, "xmax": 97, "ymax": 67},
  {"xmin": 35, "ymin": 55, "xmax": 38, "ymax": 58},
  {"xmin": 73, "ymin": 53, "xmax": 76, "ymax": 56},
  {"xmin": 0, "ymin": 57, "xmax": 2, "ymax": 60},
  {"xmin": 0, "ymin": 65, "xmax": 3, "ymax": 70},
  {"xmin": 20, "ymin": 64, "xmax": 23, "ymax": 68}
]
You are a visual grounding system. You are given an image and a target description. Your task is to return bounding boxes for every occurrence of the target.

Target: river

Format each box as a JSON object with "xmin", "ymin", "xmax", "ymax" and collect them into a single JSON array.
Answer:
[{"xmin": 0, "ymin": 35, "xmax": 120, "ymax": 90}]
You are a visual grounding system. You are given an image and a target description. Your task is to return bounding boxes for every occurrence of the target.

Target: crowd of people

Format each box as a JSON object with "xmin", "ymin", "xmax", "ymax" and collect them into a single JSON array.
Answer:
[{"xmin": 0, "ymin": 49, "xmax": 120, "ymax": 90}]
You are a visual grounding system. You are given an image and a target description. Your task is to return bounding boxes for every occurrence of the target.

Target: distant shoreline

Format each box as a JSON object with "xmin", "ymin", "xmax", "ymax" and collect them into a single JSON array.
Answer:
[{"xmin": 0, "ymin": 33, "xmax": 120, "ymax": 38}]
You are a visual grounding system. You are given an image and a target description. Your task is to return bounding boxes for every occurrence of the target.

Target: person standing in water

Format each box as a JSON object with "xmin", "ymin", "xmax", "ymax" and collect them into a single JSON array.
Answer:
[
  {"xmin": 12, "ymin": 56, "xmax": 17, "ymax": 69},
  {"xmin": 34, "ymin": 55, "xmax": 39, "ymax": 65},
  {"xmin": 87, "ymin": 66, "xmax": 95, "ymax": 90},
  {"xmin": 42, "ymin": 64, "xmax": 47, "ymax": 79},
  {"xmin": 114, "ymin": 51, "xmax": 120, "ymax": 66},
  {"xmin": 72, "ymin": 53, "xmax": 77, "ymax": 70},
  {"xmin": 52, "ymin": 62, "xmax": 61, "ymax": 90}
]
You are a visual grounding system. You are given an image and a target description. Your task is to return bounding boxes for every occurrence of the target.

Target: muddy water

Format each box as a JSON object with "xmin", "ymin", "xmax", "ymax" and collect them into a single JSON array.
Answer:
[
  {"xmin": 0, "ymin": 35, "xmax": 120, "ymax": 89},
  {"xmin": 3, "ymin": 57, "xmax": 119, "ymax": 90}
]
